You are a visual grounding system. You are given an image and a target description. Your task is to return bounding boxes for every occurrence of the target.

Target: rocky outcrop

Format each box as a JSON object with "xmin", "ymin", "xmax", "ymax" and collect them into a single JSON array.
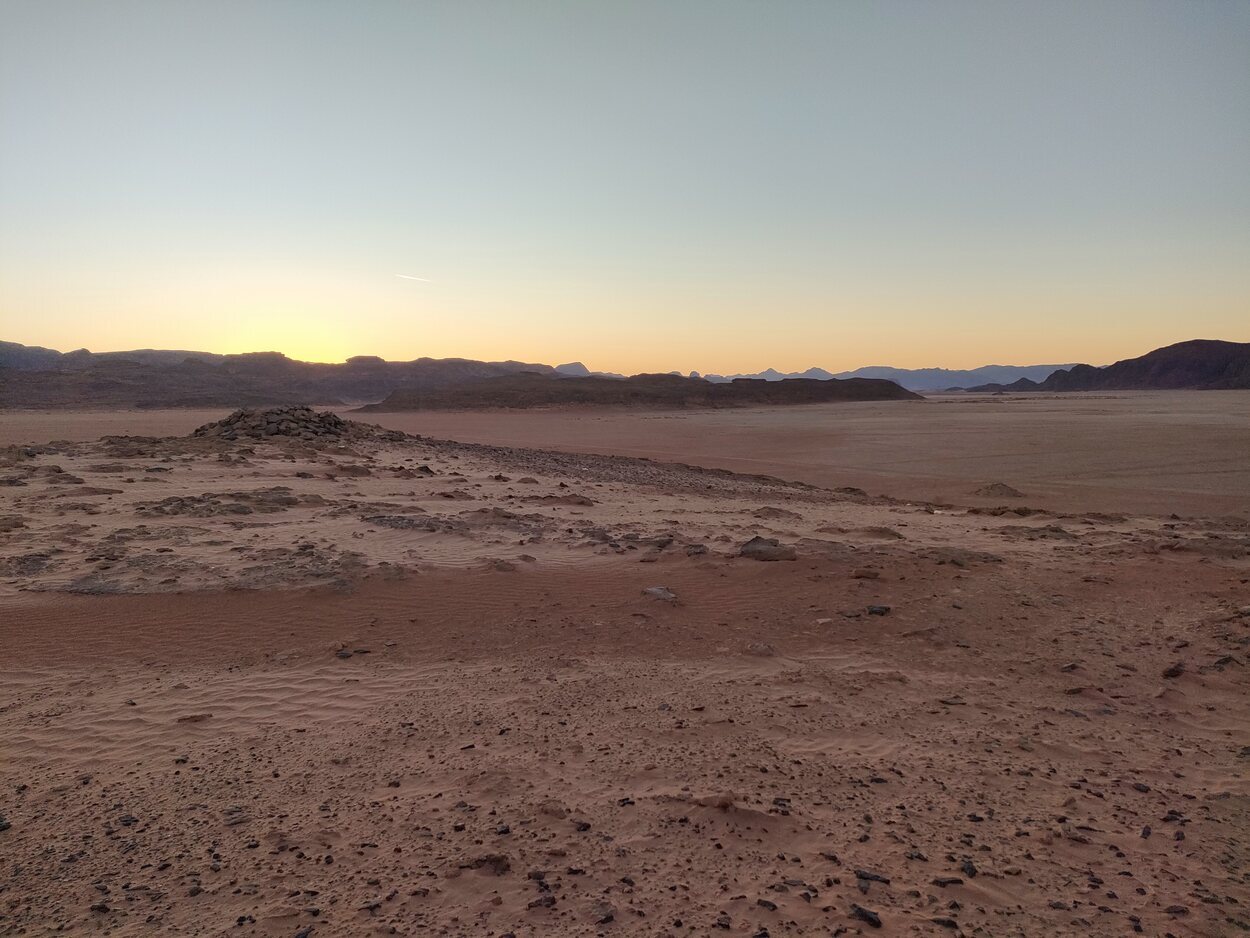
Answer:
[
  {"xmin": 191, "ymin": 406, "xmax": 351, "ymax": 442},
  {"xmin": 360, "ymin": 373, "xmax": 921, "ymax": 411}
]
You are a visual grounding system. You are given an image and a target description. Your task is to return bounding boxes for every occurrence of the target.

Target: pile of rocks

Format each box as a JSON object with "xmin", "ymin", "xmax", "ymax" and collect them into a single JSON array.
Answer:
[{"xmin": 192, "ymin": 406, "xmax": 351, "ymax": 442}]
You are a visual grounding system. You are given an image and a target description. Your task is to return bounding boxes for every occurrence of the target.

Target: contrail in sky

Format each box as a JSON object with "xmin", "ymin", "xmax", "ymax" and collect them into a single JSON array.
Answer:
[{"xmin": 395, "ymin": 274, "xmax": 431, "ymax": 282}]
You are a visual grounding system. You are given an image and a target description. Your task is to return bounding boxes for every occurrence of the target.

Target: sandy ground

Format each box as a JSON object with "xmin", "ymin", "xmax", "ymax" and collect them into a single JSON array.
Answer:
[
  {"xmin": 1, "ymin": 402, "xmax": 1248, "ymax": 936},
  {"xmin": 4, "ymin": 391, "xmax": 1248, "ymax": 517}
]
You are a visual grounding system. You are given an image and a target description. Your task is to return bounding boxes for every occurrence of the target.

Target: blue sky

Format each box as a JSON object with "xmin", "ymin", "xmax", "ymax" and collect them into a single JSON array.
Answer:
[{"xmin": 1, "ymin": 1, "xmax": 1247, "ymax": 371}]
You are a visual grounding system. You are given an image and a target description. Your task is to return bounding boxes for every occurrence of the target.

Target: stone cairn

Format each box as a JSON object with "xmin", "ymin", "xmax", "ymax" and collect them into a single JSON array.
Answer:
[{"xmin": 192, "ymin": 406, "xmax": 351, "ymax": 442}]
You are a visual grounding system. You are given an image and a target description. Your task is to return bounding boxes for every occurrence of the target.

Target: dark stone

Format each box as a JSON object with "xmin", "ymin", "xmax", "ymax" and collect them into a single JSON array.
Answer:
[{"xmin": 850, "ymin": 904, "xmax": 882, "ymax": 928}]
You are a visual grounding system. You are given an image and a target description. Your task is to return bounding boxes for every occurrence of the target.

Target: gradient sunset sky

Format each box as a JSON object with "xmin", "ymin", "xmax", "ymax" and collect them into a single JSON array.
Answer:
[{"xmin": 2, "ymin": 1, "xmax": 1247, "ymax": 374}]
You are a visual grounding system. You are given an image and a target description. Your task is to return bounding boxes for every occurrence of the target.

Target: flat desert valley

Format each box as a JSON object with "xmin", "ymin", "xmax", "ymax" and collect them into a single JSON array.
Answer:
[{"xmin": 1, "ymin": 392, "xmax": 1248, "ymax": 936}]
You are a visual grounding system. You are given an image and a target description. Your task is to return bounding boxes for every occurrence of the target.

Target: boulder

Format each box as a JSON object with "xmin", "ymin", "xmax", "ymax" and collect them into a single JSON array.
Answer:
[
  {"xmin": 739, "ymin": 536, "xmax": 797, "ymax": 562},
  {"xmin": 642, "ymin": 586, "xmax": 677, "ymax": 603}
]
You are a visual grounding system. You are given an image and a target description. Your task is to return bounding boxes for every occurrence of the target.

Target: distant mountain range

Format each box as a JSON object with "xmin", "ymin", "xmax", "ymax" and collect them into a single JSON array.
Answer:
[
  {"xmin": 0, "ymin": 341, "xmax": 918, "ymax": 409},
  {"xmin": 556, "ymin": 360, "xmax": 1076, "ymax": 390},
  {"xmin": 698, "ymin": 364, "xmax": 1077, "ymax": 390},
  {"xmin": 2, "ymin": 338, "xmax": 1246, "ymax": 409},
  {"xmin": 967, "ymin": 340, "xmax": 1250, "ymax": 392},
  {"xmin": 0, "ymin": 341, "xmax": 231, "ymax": 371},
  {"xmin": 0, "ymin": 341, "xmax": 557, "ymax": 408}
]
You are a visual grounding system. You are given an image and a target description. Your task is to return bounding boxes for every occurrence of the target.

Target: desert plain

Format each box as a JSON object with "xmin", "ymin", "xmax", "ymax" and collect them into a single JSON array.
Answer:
[{"xmin": 1, "ymin": 391, "xmax": 1248, "ymax": 936}]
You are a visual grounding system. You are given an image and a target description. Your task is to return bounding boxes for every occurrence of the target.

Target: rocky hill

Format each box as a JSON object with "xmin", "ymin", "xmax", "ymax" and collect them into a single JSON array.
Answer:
[{"xmin": 968, "ymin": 340, "xmax": 1250, "ymax": 392}]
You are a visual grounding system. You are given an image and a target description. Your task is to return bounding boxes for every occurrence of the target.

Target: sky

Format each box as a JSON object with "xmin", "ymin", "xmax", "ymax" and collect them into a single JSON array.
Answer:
[{"xmin": 1, "ymin": 1, "xmax": 1248, "ymax": 374}]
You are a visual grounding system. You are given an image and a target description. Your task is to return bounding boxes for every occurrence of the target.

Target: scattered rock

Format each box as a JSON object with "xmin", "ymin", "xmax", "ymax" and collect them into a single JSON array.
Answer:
[
  {"xmin": 850, "ymin": 904, "xmax": 882, "ymax": 928},
  {"xmin": 739, "ymin": 536, "xmax": 797, "ymax": 562},
  {"xmin": 465, "ymin": 853, "xmax": 511, "ymax": 875}
]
